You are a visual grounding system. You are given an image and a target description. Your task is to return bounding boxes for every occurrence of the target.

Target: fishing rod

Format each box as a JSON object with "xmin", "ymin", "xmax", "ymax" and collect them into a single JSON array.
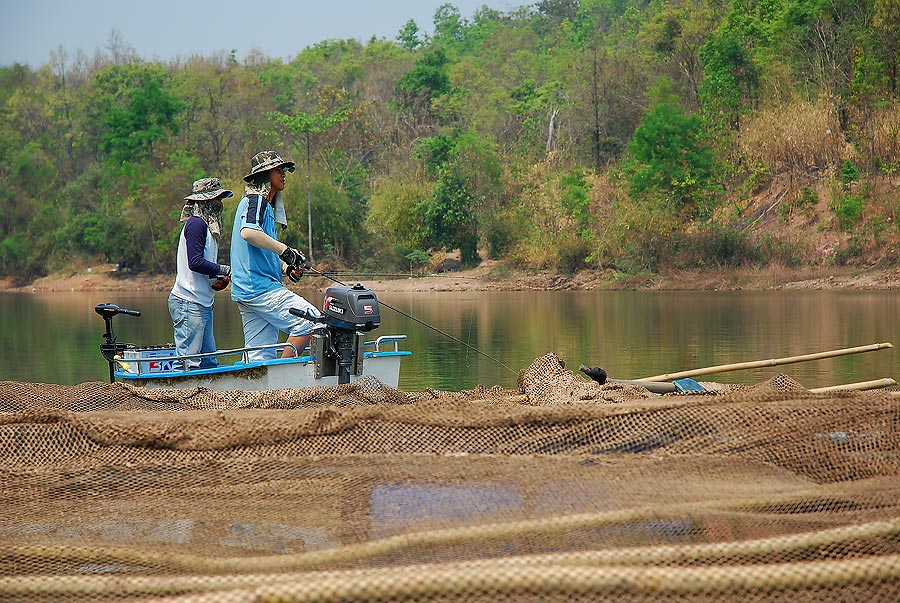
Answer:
[
  {"xmin": 311, "ymin": 271, "xmax": 476, "ymax": 280},
  {"xmin": 298, "ymin": 263, "xmax": 518, "ymax": 376}
]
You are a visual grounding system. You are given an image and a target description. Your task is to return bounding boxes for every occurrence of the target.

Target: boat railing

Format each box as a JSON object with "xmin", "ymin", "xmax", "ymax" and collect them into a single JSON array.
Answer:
[
  {"xmin": 118, "ymin": 343, "xmax": 300, "ymax": 375},
  {"xmin": 365, "ymin": 335, "xmax": 408, "ymax": 353}
]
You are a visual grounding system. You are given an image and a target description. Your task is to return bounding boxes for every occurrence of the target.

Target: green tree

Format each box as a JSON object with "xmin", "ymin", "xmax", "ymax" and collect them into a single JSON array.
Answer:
[
  {"xmin": 874, "ymin": 0, "xmax": 900, "ymax": 93},
  {"xmin": 433, "ymin": 4, "xmax": 467, "ymax": 44},
  {"xmin": 416, "ymin": 131, "xmax": 504, "ymax": 265},
  {"xmin": 256, "ymin": 60, "xmax": 297, "ymax": 113},
  {"xmin": 536, "ymin": 0, "xmax": 580, "ymax": 21},
  {"xmin": 423, "ymin": 164, "xmax": 480, "ymax": 264},
  {"xmin": 89, "ymin": 62, "xmax": 184, "ymax": 163},
  {"xmin": 367, "ymin": 174, "xmax": 433, "ymax": 252},
  {"xmin": 397, "ymin": 19, "xmax": 424, "ymax": 51},
  {"xmin": 777, "ymin": 0, "xmax": 872, "ymax": 124},
  {"xmin": 639, "ymin": 0, "xmax": 721, "ymax": 108},
  {"xmin": 699, "ymin": 27, "xmax": 760, "ymax": 129},
  {"xmin": 306, "ymin": 180, "xmax": 361, "ymax": 259},
  {"xmin": 396, "ymin": 47, "xmax": 451, "ymax": 107},
  {"xmin": 624, "ymin": 101, "xmax": 717, "ymax": 219},
  {"xmin": 270, "ymin": 97, "xmax": 352, "ymax": 262},
  {"xmin": 174, "ymin": 53, "xmax": 266, "ymax": 173}
]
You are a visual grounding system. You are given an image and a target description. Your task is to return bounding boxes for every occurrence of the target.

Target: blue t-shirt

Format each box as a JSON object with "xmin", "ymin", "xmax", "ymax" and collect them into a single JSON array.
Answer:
[{"xmin": 230, "ymin": 194, "xmax": 283, "ymax": 301}]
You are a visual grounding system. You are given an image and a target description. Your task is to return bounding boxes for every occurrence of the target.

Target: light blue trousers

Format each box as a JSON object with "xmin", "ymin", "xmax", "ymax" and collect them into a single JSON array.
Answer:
[
  {"xmin": 235, "ymin": 287, "xmax": 319, "ymax": 361},
  {"xmin": 168, "ymin": 293, "xmax": 218, "ymax": 369}
]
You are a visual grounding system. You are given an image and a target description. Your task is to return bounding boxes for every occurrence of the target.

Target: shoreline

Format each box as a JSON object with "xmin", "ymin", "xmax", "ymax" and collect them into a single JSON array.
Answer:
[{"xmin": 2, "ymin": 262, "xmax": 900, "ymax": 294}]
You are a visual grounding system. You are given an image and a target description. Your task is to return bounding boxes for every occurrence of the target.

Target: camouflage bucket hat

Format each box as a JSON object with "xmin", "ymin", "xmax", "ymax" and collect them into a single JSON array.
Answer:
[
  {"xmin": 184, "ymin": 177, "xmax": 234, "ymax": 201},
  {"xmin": 243, "ymin": 150, "xmax": 296, "ymax": 182}
]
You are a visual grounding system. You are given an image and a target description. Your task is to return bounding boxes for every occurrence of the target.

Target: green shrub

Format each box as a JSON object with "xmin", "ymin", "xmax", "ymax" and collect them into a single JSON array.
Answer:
[
  {"xmin": 797, "ymin": 186, "xmax": 818, "ymax": 210},
  {"xmin": 0, "ymin": 233, "xmax": 37, "ymax": 276},
  {"xmin": 841, "ymin": 160, "xmax": 859, "ymax": 189},
  {"xmin": 833, "ymin": 238, "xmax": 865, "ymax": 265},
  {"xmin": 755, "ymin": 234, "xmax": 805, "ymax": 267},
  {"xmin": 830, "ymin": 194, "xmax": 864, "ymax": 230},
  {"xmin": 560, "ymin": 170, "xmax": 592, "ymax": 230},
  {"xmin": 483, "ymin": 214, "xmax": 515, "ymax": 260},
  {"xmin": 743, "ymin": 159, "xmax": 770, "ymax": 193},
  {"xmin": 877, "ymin": 157, "xmax": 900, "ymax": 176},
  {"xmin": 618, "ymin": 235, "xmax": 663, "ymax": 274},
  {"xmin": 556, "ymin": 236, "xmax": 591, "ymax": 275},
  {"xmin": 688, "ymin": 228, "xmax": 762, "ymax": 268}
]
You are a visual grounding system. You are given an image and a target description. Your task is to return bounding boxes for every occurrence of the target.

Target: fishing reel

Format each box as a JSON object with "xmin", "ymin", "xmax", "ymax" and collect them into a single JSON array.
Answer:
[
  {"xmin": 287, "ymin": 263, "xmax": 306, "ymax": 283},
  {"xmin": 281, "ymin": 247, "xmax": 308, "ymax": 283}
]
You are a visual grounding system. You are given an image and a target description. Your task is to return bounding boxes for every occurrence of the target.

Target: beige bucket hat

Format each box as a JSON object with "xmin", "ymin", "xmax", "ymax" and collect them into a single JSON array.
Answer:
[
  {"xmin": 184, "ymin": 177, "xmax": 233, "ymax": 201},
  {"xmin": 243, "ymin": 150, "xmax": 296, "ymax": 182}
]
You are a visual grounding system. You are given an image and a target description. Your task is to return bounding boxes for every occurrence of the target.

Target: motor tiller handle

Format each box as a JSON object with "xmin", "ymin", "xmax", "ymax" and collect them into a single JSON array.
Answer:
[
  {"xmin": 288, "ymin": 307, "xmax": 323, "ymax": 323},
  {"xmin": 94, "ymin": 303, "xmax": 141, "ymax": 318}
]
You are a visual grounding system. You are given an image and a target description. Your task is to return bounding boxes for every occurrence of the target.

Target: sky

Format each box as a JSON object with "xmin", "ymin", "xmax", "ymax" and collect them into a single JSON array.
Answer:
[{"xmin": 0, "ymin": 0, "xmax": 522, "ymax": 69}]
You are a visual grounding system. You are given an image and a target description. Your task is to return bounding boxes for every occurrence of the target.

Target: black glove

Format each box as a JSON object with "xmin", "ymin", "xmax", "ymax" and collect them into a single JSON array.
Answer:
[
  {"xmin": 279, "ymin": 247, "xmax": 305, "ymax": 268},
  {"xmin": 217, "ymin": 264, "xmax": 231, "ymax": 277}
]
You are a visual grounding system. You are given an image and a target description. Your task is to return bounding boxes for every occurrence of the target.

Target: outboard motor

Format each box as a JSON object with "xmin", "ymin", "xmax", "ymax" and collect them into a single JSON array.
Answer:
[{"xmin": 290, "ymin": 284, "xmax": 381, "ymax": 384}]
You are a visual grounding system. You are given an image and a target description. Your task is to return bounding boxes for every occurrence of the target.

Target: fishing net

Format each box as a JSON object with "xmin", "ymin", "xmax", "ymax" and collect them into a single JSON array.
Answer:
[{"xmin": 1, "ymin": 353, "xmax": 899, "ymax": 602}]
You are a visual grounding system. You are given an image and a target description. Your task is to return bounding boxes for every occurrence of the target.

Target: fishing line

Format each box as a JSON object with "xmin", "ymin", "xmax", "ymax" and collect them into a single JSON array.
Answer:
[
  {"xmin": 302, "ymin": 265, "xmax": 518, "ymax": 375},
  {"xmin": 464, "ymin": 310, "xmax": 475, "ymax": 366}
]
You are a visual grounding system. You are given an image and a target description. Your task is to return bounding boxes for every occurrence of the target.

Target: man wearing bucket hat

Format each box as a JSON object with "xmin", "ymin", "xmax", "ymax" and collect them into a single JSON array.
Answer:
[
  {"xmin": 168, "ymin": 177, "xmax": 233, "ymax": 369},
  {"xmin": 229, "ymin": 150, "xmax": 321, "ymax": 361}
]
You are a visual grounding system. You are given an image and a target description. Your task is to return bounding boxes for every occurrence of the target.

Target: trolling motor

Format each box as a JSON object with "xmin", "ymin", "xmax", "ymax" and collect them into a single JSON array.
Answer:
[
  {"xmin": 95, "ymin": 303, "xmax": 141, "ymax": 383},
  {"xmin": 290, "ymin": 284, "xmax": 381, "ymax": 384}
]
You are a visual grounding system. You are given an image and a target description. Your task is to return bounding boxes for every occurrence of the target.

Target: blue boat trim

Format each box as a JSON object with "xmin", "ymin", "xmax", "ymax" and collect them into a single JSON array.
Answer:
[{"xmin": 116, "ymin": 350, "xmax": 411, "ymax": 381}]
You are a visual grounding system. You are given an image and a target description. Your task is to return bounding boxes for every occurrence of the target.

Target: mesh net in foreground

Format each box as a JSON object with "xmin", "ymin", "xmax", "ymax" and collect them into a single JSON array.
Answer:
[{"xmin": 1, "ymin": 353, "xmax": 899, "ymax": 602}]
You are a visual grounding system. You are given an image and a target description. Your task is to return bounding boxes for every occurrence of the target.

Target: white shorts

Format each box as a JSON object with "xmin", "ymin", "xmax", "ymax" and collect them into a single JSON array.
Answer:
[{"xmin": 235, "ymin": 287, "xmax": 321, "ymax": 360}]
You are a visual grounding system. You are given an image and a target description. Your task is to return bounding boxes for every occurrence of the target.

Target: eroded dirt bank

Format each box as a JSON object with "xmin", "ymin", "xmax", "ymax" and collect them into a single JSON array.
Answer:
[{"xmin": 3, "ymin": 261, "xmax": 899, "ymax": 294}]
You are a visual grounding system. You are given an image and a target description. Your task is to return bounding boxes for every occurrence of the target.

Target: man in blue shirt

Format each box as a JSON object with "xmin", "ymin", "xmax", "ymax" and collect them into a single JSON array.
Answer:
[
  {"xmin": 230, "ymin": 150, "xmax": 320, "ymax": 361},
  {"xmin": 169, "ymin": 177, "xmax": 232, "ymax": 369}
]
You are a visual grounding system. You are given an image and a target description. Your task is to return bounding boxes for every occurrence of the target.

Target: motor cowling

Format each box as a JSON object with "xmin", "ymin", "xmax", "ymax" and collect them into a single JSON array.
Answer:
[{"xmin": 321, "ymin": 284, "xmax": 381, "ymax": 332}]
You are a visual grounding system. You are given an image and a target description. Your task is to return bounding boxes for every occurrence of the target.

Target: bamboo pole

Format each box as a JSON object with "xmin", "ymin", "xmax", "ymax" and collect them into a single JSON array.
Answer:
[
  {"xmin": 809, "ymin": 378, "xmax": 897, "ymax": 393},
  {"xmin": 637, "ymin": 342, "xmax": 894, "ymax": 382},
  {"xmin": 6, "ymin": 554, "xmax": 900, "ymax": 601},
  {"xmin": 6, "ymin": 519, "xmax": 897, "ymax": 599}
]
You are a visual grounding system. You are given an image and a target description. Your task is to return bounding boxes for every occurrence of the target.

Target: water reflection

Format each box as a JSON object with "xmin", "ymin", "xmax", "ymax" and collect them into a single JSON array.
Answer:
[
  {"xmin": 1, "ymin": 289, "xmax": 898, "ymax": 391},
  {"xmin": 7, "ymin": 518, "xmax": 193, "ymax": 544},
  {"xmin": 2, "ymin": 518, "xmax": 336, "ymax": 557},
  {"xmin": 5, "ymin": 492, "xmax": 800, "ymax": 559},
  {"xmin": 370, "ymin": 483, "xmax": 525, "ymax": 539},
  {"xmin": 220, "ymin": 522, "xmax": 337, "ymax": 552}
]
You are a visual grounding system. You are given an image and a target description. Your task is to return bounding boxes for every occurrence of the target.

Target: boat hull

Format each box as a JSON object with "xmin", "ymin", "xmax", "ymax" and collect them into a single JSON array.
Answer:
[{"xmin": 116, "ymin": 351, "xmax": 409, "ymax": 391}]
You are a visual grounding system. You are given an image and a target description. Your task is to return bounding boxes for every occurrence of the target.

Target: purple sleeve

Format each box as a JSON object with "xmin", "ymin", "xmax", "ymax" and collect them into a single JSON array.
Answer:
[{"xmin": 183, "ymin": 217, "xmax": 222, "ymax": 277}]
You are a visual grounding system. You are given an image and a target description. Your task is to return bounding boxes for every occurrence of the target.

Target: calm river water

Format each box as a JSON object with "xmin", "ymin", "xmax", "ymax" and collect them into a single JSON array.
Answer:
[{"xmin": 2, "ymin": 288, "xmax": 899, "ymax": 392}]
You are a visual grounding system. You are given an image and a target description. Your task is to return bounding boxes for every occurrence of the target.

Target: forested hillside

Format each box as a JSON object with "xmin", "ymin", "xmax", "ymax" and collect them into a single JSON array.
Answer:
[{"xmin": 2, "ymin": 0, "xmax": 899, "ymax": 283}]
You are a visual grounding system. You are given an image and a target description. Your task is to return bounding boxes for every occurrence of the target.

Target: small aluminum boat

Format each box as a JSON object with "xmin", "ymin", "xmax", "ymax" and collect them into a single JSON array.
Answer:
[{"xmin": 96, "ymin": 284, "xmax": 411, "ymax": 390}]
